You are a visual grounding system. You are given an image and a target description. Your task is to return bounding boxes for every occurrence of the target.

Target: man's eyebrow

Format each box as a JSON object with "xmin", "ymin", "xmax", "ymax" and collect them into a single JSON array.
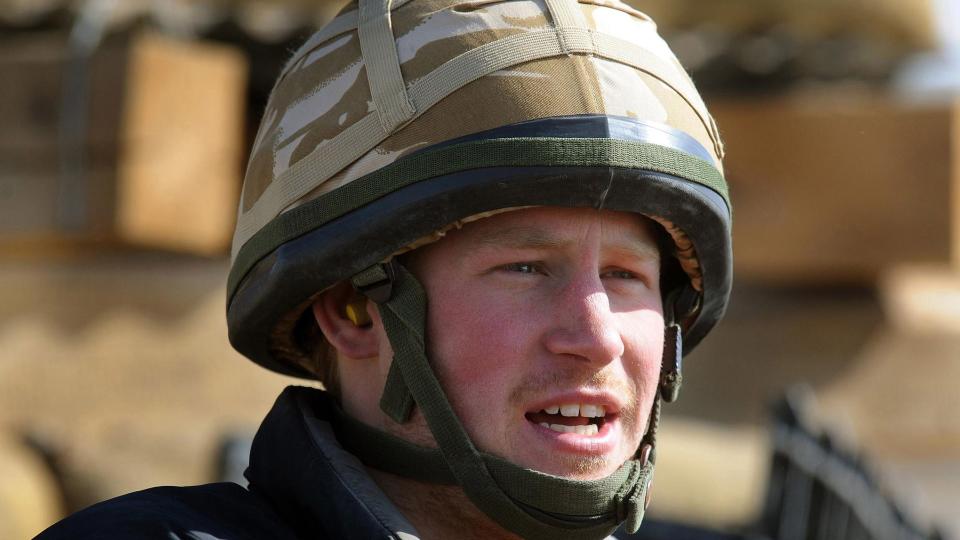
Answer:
[
  {"xmin": 472, "ymin": 226, "xmax": 661, "ymax": 261},
  {"xmin": 473, "ymin": 226, "xmax": 569, "ymax": 250},
  {"xmin": 607, "ymin": 243, "xmax": 661, "ymax": 264}
]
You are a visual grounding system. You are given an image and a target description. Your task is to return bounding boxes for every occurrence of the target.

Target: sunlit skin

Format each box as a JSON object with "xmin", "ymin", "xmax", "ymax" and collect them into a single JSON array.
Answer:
[{"xmin": 314, "ymin": 206, "xmax": 666, "ymax": 537}]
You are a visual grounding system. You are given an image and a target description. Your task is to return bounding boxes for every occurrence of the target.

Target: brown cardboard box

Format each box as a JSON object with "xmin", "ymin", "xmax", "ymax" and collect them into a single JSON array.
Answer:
[
  {"xmin": 0, "ymin": 31, "xmax": 246, "ymax": 256},
  {"xmin": 712, "ymin": 92, "xmax": 960, "ymax": 283}
]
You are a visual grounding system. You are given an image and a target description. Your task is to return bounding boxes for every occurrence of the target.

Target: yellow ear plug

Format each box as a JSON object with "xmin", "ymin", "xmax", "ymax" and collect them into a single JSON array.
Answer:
[{"xmin": 345, "ymin": 297, "xmax": 371, "ymax": 327}]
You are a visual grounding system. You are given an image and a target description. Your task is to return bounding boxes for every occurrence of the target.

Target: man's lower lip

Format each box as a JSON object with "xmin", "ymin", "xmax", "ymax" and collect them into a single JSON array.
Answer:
[{"xmin": 525, "ymin": 418, "xmax": 619, "ymax": 454}]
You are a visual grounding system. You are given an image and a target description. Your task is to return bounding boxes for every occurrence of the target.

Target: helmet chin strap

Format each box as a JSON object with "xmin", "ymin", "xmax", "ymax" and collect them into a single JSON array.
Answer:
[{"xmin": 344, "ymin": 261, "xmax": 688, "ymax": 539}]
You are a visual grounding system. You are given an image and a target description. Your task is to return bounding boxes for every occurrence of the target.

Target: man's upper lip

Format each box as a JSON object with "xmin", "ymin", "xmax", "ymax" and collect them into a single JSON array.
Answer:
[{"xmin": 525, "ymin": 391, "xmax": 623, "ymax": 414}]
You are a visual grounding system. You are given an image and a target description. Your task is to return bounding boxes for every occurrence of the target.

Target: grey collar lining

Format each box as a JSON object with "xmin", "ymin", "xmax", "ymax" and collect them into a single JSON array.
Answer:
[{"xmin": 295, "ymin": 391, "xmax": 421, "ymax": 539}]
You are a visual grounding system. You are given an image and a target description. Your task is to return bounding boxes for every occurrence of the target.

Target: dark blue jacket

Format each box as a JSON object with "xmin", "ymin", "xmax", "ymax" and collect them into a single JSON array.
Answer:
[
  {"xmin": 36, "ymin": 386, "xmax": 419, "ymax": 539},
  {"xmin": 35, "ymin": 387, "xmax": 737, "ymax": 540}
]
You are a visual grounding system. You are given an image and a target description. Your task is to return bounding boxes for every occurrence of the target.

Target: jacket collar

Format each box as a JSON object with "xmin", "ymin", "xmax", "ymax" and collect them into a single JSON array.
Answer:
[{"xmin": 245, "ymin": 386, "xmax": 419, "ymax": 539}]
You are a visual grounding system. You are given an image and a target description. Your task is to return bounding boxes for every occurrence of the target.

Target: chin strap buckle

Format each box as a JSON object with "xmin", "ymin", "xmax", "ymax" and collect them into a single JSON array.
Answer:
[
  {"xmin": 660, "ymin": 285, "xmax": 696, "ymax": 404},
  {"xmin": 660, "ymin": 323, "xmax": 683, "ymax": 403},
  {"xmin": 351, "ymin": 261, "xmax": 397, "ymax": 303}
]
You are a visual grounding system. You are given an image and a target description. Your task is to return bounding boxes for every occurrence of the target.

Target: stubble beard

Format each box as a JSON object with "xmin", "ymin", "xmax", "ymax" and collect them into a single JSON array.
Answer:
[
  {"xmin": 380, "ymin": 356, "xmax": 645, "ymax": 480},
  {"xmin": 506, "ymin": 366, "xmax": 643, "ymax": 479}
]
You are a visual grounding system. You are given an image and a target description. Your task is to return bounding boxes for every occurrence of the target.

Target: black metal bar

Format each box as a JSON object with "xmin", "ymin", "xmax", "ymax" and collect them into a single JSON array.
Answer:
[{"xmin": 760, "ymin": 389, "xmax": 944, "ymax": 540}]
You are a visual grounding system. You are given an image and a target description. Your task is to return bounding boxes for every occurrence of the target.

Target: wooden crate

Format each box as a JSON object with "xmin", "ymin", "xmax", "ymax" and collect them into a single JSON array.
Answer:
[
  {"xmin": 630, "ymin": 0, "xmax": 938, "ymax": 48},
  {"xmin": 0, "ymin": 31, "xmax": 246, "ymax": 256},
  {"xmin": 712, "ymin": 92, "xmax": 960, "ymax": 283}
]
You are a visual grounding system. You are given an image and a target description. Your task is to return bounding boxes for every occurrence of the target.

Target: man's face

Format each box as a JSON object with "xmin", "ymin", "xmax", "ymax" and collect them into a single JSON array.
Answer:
[{"xmin": 388, "ymin": 206, "xmax": 665, "ymax": 481}]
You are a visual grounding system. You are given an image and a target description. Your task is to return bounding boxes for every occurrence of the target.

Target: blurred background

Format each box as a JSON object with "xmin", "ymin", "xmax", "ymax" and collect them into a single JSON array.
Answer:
[{"xmin": 1, "ymin": 0, "xmax": 958, "ymax": 538}]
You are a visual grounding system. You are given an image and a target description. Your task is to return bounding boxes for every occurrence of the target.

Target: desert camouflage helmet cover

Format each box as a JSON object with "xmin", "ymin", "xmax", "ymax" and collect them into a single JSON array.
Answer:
[{"xmin": 227, "ymin": 0, "xmax": 731, "ymax": 380}]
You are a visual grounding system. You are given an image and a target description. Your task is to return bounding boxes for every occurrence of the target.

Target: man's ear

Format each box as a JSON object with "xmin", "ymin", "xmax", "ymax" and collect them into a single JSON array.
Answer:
[{"xmin": 312, "ymin": 281, "xmax": 379, "ymax": 360}]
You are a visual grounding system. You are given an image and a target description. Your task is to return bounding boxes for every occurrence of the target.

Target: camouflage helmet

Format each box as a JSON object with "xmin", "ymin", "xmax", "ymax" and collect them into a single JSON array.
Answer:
[
  {"xmin": 227, "ymin": 1, "xmax": 731, "ymax": 537},
  {"xmin": 228, "ymin": 0, "xmax": 730, "ymax": 380}
]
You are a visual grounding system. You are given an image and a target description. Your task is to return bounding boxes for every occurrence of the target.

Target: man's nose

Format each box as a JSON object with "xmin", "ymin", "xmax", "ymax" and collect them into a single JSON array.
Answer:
[{"xmin": 542, "ymin": 279, "xmax": 625, "ymax": 365}]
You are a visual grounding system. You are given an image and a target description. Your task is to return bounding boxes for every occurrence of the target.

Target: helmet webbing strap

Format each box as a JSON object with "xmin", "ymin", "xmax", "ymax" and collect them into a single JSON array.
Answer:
[
  {"xmin": 233, "ymin": 2, "xmax": 725, "ymax": 256},
  {"xmin": 358, "ymin": 0, "xmax": 415, "ymax": 133},
  {"xmin": 350, "ymin": 261, "xmax": 659, "ymax": 538}
]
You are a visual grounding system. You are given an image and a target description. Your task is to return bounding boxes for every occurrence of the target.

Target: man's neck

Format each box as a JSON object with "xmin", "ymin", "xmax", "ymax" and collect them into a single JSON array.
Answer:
[{"xmin": 367, "ymin": 468, "xmax": 521, "ymax": 540}]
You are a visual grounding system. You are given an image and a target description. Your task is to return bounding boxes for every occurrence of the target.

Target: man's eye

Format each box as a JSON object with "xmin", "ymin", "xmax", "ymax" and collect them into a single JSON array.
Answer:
[
  {"xmin": 504, "ymin": 262, "xmax": 540, "ymax": 274},
  {"xmin": 604, "ymin": 269, "xmax": 637, "ymax": 280}
]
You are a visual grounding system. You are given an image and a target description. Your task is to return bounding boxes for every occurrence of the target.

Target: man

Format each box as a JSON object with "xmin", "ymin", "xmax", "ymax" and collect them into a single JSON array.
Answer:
[{"xmin": 38, "ymin": 0, "xmax": 731, "ymax": 538}]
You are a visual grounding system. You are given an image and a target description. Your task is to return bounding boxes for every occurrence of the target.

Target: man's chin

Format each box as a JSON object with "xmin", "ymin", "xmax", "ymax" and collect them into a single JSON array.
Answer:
[{"xmin": 517, "ymin": 453, "xmax": 624, "ymax": 481}]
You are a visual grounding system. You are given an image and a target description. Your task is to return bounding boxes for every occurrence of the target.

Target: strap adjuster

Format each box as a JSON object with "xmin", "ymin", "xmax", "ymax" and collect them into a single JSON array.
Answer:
[{"xmin": 351, "ymin": 262, "xmax": 397, "ymax": 304}]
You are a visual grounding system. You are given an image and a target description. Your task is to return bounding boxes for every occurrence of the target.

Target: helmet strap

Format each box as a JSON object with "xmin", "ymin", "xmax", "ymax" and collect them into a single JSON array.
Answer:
[
  {"xmin": 351, "ymin": 263, "xmax": 416, "ymax": 423},
  {"xmin": 633, "ymin": 287, "xmax": 691, "ymax": 519}
]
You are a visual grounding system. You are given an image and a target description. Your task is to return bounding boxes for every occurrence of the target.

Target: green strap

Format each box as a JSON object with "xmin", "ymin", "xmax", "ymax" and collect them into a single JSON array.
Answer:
[
  {"xmin": 379, "ymin": 361, "xmax": 415, "ymax": 423},
  {"xmin": 360, "ymin": 262, "xmax": 652, "ymax": 538},
  {"xmin": 373, "ymin": 268, "xmax": 425, "ymax": 425},
  {"xmin": 351, "ymin": 265, "xmax": 415, "ymax": 422},
  {"xmin": 334, "ymin": 401, "xmax": 652, "ymax": 519},
  {"xmin": 330, "ymin": 399, "xmax": 457, "ymax": 485}
]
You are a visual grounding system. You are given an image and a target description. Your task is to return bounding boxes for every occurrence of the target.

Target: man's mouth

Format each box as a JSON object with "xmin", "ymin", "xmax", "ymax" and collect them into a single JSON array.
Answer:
[{"xmin": 524, "ymin": 403, "xmax": 611, "ymax": 436}]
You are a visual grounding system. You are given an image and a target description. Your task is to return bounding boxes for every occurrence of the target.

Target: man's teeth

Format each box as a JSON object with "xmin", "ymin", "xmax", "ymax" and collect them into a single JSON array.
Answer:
[
  {"xmin": 539, "ymin": 422, "xmax": 599, "ymax": 435},
  {"xmin": 580, "ymin": 404, "xmax": 605, "ymax": 418},
  {"xmin": 544, "ymin": 403, "xmax": 607, "ymax": 418},
  {"xmin": 534, "ymin": 404, "xmax": 606, "ymax": 435},
  {"xmin": 560, "ymin": 404, "xmax": 580, "ymax": 417}
]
